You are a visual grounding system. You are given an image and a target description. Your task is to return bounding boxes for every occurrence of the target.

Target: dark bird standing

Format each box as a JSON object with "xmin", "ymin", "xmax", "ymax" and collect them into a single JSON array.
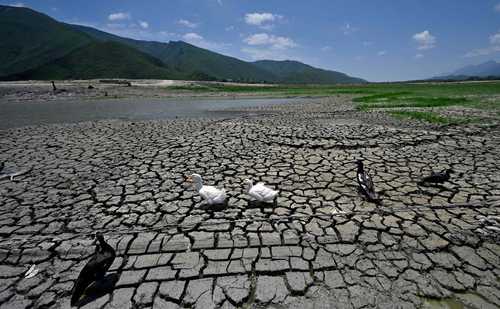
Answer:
[
  {"xmin": 419, "ymin": 169, "xmax": 454, "ymax": 185},
  {"xmin": 356, "ymin": 160, "xmax": 381, "ymax": 204},
  {"xmin": 71, "ymin": 232, "xmax": 116, "ymax": 307}
]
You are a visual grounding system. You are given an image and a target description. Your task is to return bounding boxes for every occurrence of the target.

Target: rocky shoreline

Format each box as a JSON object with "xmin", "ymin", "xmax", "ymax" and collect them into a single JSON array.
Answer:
[
  {"xmin": 0, "ymin": 97, "xmax": 499, "ymax": 308},
  {"xmin": 0, "ymin": 80, "xmax": 277, "ymax": 103}
]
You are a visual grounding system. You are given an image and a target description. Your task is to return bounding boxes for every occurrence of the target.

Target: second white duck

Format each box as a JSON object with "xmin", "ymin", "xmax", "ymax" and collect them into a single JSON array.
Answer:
[
  {"xmin": 244, "ymin": 179, "xmax": 278, "ymax": 204},
  {"xmin": 187, "ymin": 173, "xmax": 227, "ymax": 205}
]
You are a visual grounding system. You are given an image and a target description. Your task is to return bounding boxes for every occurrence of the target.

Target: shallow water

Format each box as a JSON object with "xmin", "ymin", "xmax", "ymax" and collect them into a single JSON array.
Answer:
[{"xmin": 0, "ymin": 97, "xmax": 304, "ymax": 129}]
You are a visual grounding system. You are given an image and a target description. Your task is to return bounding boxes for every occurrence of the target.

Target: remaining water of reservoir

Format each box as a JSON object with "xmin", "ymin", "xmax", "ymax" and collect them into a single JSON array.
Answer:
[{"xmin": 0, "ymin": 97, "xmax": 304, "ymax": 129}]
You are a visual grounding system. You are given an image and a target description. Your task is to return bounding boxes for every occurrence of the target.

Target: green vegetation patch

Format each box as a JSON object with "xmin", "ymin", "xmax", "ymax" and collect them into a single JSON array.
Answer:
[
  {"xmin": 168, "ymin": 84, "xmax": 218, "ymax": 92},
  {"xmin": 462, "ymin": 99, "xmax": 500, "ymax": 111},
  {"xmin": 357, "ymin": 96, "xmax": 468, "ymax": 110},
  {"xmin": 167, "ymin": 83, "xmax": 374, "ymax": 96},
  {"xmin": 166, "ymin": 82, "xmax": 500, "ymax": 111},
  {"xmin": 167, "ymin": 82, "xmax": 499, "ymax": 126},
  {"xmin": 420, "ymin": 297, "xmax": 465, "ymax": 309},
  {"xmin": 388, "ymin": 111, "xmax": 481, "ymax": 125},
  {"xmin": 352, "ymin": 91, "xmax": 411, "ymax": 103}
]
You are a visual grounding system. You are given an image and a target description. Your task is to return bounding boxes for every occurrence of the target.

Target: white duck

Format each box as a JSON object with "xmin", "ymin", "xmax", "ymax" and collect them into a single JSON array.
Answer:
[
  {"xmin": 244, "ymin": 179, "xmax": 278, "ymax": 204},
  {"xmin": 187, "ymin": 174, "xmax": 227, "ymax": 205}
]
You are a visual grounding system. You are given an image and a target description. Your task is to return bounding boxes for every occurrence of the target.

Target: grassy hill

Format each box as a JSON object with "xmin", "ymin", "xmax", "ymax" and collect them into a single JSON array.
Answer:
[
  {"xmin": 1, "ymin": 5, "xmax": 366, "ymax": 83},
  {"xmin": 0, "ymin": 6, "xmax": 182, "ymax": 81},
  {"xmin": 8, "ymin": 41, "xmax": 180, "ymax": 80},
  {"xmin": 253, "ymin": 60, "xmax": 366, "ymax": 84},
  {"xmin": 70, "ymin": 24, "xmax": 278, "ymax": 82},
  {"xmin": 157, "ymin": 41, "xmax": 279, "ymax": 82},
  {"xmin": 0, "ymin": 5, "xmax": 92, "ymax": 78}
]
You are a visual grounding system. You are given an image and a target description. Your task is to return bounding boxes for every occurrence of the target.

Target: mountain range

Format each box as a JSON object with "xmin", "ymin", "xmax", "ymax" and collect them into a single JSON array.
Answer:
[
  {"xmin": 432, "ymin": 60, "xmax": 500, "ymax": 80},
  {"xmin": 0, "ymin": 5, "xmax": 365, "ymax": 84}
]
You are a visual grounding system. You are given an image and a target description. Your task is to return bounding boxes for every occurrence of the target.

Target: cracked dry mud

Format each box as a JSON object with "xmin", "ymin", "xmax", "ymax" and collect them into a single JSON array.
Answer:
[{"xmin": 0, "ymin": 97, "xmax": 499, "ymax": 309}]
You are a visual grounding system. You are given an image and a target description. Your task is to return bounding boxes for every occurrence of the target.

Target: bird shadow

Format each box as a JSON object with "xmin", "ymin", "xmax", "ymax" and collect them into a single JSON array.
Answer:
[
  {"xmin": 417, "ymin": 183, "xmax": 456, "ymax": 193},
  {"xmin": 199, "ymin": 201, "xmax": 228, "ymax": 212},
  {"xmin": 75, "ymin": 273, "xmax": 118, "ymax": 307},
  {"xmin": 247, "ymin": 200, "xmax": 276, "ymax": 209}
]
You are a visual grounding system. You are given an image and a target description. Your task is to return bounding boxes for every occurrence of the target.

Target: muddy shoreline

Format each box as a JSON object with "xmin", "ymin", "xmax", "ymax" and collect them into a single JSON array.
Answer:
[{"xmin": 0, "ymin": 80, "xmax": 284, "ymax": 103}]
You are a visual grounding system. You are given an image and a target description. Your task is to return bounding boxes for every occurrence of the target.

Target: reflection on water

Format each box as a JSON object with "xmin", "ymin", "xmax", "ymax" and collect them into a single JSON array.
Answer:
[{"xmin": 0, "ymin": 97, "xmax": 304, "ymax": 129}]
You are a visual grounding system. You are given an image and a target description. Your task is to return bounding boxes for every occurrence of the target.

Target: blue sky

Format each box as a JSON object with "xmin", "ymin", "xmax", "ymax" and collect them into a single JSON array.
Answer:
[{"xmin": 3, "ymin": 0, "xmax": 500, "ymax": 81}]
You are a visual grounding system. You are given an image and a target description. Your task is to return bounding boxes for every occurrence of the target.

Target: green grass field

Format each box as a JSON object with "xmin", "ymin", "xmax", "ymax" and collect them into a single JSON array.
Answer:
[
  {"xmin": 168, "ymin": 81, "xmax": 500, "ymax": 124},
  {"xmin": 388, "ymin": 111, "xmax": 482, "ymax": 125},
  {"xmin": 169, "ymin": 81, "xmax": 500, "ymax": 99}
]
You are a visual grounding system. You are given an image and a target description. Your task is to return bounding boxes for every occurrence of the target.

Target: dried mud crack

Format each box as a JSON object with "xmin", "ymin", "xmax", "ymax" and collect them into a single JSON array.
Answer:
[{"xmin": 0, "ymin": 97, "xmax": 499, "ymax": 309}]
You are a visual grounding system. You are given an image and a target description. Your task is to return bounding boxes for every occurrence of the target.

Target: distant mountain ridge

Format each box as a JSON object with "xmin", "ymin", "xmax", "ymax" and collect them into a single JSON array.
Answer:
[
  {"xmin": 0, "ymin": 5, "xmax": 365, "ymax": 83},
  {"xmin": 433, "ymin": 60, "xmax": 500, "ymax": 80},
  {"xmin": 70, "ymin": 24, "xmax": 365, "ymax": 84},
  {"xmin": 253, "ymin": 60, "xmax": 366, "ymax": 84},
  {"xmin": 68, "ymin": 24, "xmax": 278, "ymax": 82}
]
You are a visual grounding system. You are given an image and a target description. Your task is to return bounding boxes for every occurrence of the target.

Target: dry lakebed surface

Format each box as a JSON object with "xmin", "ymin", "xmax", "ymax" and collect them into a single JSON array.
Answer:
[{"xmin": 0, "ymin": 83, "xmax": 499, "ymax": 309}]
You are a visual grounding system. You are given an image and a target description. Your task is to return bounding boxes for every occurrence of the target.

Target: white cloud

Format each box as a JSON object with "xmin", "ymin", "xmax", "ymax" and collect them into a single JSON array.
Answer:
[
  {"xmin": 244, "ymin": 12, "xmax": 282, "ymax": 26},
  {"xmin": 363, "ymin": 41, "xmax": 373, "ymax": 47},
  {"xmin": 490, "ymin": 31, "xmax": 500, "ymax": 45},
  {"xmin": 109, "ymin": 28, "xmax": 175, "ymax": 42},
  {"xmin": 464, "ymin": 30, "xmax": 500, "ymax": 57},
  {"xmin": 244, "ymin": 33, "xmax": 270, "ymax": 45},
  {"xmin": 258, "ymin": 24, "xmax": 276, "ymax": 31},
  {"xmin": 181, "ymin": 32, "xmax": 230, "ymax": 51},
  {"xmin": 321, "ymin": 46, "xmax": 333, "ymax": 52},
  {"xmin": 464, "ymin": 46, "xmax": 500, "ymax": 58},
  {"xmin": 225, "ymin": 25, "xmax": 235, "ymax": 31},
  {"xmin": 9, "ymin": 2, "xmax": 26, "ymax": 7},
  {"xmin": 377, "ymin": 50, "xmax": 387, "ymax": 56},
  {"xmin": 413, "ymin": 30, "xmax": 436, "ymax": 50},
  {"xmin": 242, "ymin": 32, "xmax": 297, "ymax": 60},
  {"xmin": 66, "ymin": 19, "xmax": 177, "ymax": 43},
  {"xmin": 244, "ymin": 33, "xmax": 297, "ymax": 49},
  {"xmin": 341, "ymin": 23, "xmax": 358, "ymax": 35},
  {"xmin": 178, "ymin": 19, "xmax": 198, "ymax": 28},
  {"xmin": 217, "ymin": 0, "xmax": 223, "ymax": 5},
  {"xmin": 241, "ymin": 47, "xmax": 290, "ymax": 61},
  {"xmin": 108, "ymin": 12, "xmax": 130, "ymax": 21},
  {"xmin": 495, "ymin": 3, "xmax": 500, "ymax": 12},
  {"xmin": 415, "ymin": 53, "xmax": 424, "ymax": 59},
  {"xmin": 107, "ymin": 13, "xmax": 149, "ymax": 31},
  {"xmin": 159, "ymin": 30, "xmax": 177, "ymax": 37},
  {"xmin": 183, "ymin": 32, "xmax": 203, "ymax": 41}
]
